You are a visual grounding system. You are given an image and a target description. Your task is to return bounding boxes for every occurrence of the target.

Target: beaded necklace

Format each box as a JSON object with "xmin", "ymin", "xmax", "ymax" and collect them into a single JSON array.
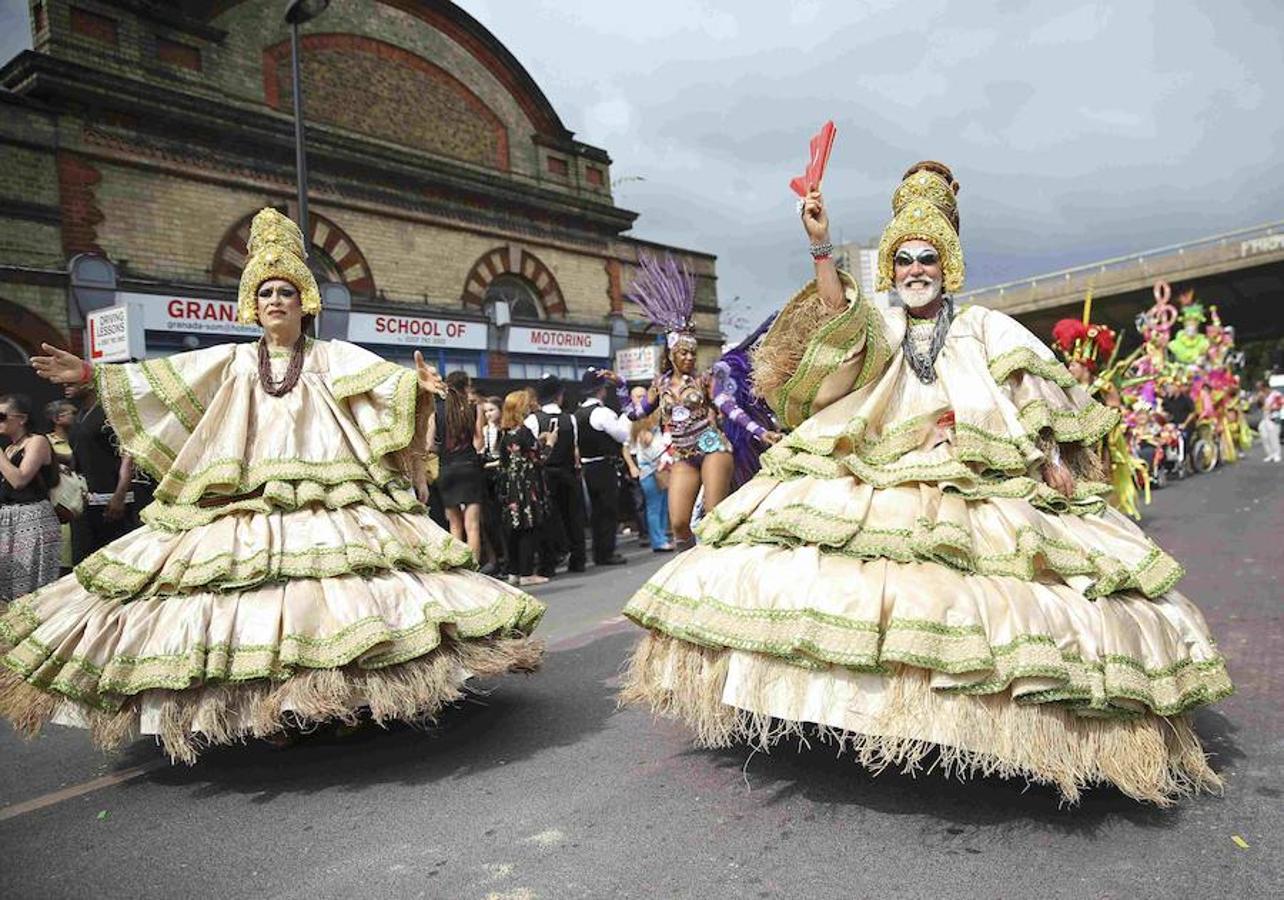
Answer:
[
  {"xmin": 902, "ymin": 297, "xmax": 954, "ymax": 385},
  {"xmin": 258, "ymin": 334, "xmax": 307, "ymax": 397}
]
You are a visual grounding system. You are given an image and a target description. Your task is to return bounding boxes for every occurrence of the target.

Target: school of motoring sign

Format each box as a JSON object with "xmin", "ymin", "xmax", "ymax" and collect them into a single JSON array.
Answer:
[
  {"xmin": 346, "ymin": 311, "xmax": 487, "ymax": 350},
  {"xmin": 507, "ymin": 325, "xmax": 611, "ymax": 357}
]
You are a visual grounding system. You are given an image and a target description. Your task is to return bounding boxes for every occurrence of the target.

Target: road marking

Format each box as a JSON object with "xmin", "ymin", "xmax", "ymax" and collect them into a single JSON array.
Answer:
[
  {"xmin": 0, "ymin": 761, "xmax": 166, "ymax": 822},
  {"xmin": 0, "ymin": 614, "xmax": 638, "ymax": 823}
]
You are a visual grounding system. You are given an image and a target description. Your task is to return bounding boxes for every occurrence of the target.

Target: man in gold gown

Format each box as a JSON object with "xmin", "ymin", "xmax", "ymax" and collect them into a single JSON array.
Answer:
[{"xmin": 620, "ymin": 162, "xmax": 1230, "ymax": 805}]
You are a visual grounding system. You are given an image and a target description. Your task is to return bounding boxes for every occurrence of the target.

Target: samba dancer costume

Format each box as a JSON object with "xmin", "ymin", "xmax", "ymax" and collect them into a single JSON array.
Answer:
[
  {"xmin": 621, "ymin": 166, "xmax": 1231, "ymax": 804},
  {"xmin": 0, "ymin": 209, "xmax": 544, "ymax": 761},
  {"xmin": 622, "ymin": 255, "xmax": 777, "ymax": 478}
]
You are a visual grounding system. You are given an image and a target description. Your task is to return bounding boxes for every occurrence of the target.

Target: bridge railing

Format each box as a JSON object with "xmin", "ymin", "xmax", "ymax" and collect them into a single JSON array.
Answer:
[{"xmin": 958, "ymin": 220, "xmax": 1284, "ymax": 312}]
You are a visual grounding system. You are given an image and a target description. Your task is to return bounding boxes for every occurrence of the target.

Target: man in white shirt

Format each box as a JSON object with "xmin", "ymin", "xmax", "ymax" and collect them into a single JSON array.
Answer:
[
  {"xmin": 575, "ymin": 369, "xmax": 633, "ymax": 566},
  {"xmin": 526, "ymin": 375, "xmax": 586, "ymax": 574}
]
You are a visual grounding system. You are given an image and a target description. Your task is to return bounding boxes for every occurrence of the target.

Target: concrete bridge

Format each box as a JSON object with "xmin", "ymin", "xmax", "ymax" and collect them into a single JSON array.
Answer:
[{"xmin": 957, "ymin": 220, "xmax": 1284, "ymax": 346}]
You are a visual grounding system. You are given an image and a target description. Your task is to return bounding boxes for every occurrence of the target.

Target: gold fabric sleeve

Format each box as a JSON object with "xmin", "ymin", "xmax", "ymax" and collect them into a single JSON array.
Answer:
[
  {"xmin": 752, "ymin": 270, "xmax": 891, "ymax": 430},
  {"xmin": 95, "ymin": 344, "xmax": 238, "ymax": 482}
]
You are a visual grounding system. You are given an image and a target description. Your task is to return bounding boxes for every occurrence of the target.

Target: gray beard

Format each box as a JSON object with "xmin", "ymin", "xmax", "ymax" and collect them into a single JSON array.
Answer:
[{"xmin": 890, "ymin": 283, "xmax": 944, "ymax": 311}]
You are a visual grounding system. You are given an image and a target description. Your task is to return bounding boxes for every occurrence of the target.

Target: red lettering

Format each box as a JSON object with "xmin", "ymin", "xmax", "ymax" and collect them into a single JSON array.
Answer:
[{"xmin": 168, "ymin": 299, "xmax": 182, "ymax": 318}]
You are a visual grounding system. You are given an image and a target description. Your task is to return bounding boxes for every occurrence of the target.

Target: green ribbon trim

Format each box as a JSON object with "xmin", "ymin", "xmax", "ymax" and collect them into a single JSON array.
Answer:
[
  {"xmin": 696, "ymin": 501, "xmax": 1183, "ymax": 599},
  {"xmin": 624, "ymin": 582, "xmax": 1231, "ymax": 718},
  {"xmin": 96, "ymin": 363, "xmax": 178, "ymax": 483},
  {"xmin": 989, "ymin": 347, "xmax": 1078, "ymax": 389},
  {"xmin": 76, "ymin": 530, "xmax": 474, "ymax": 601},
  {"xmin": 139, "ymin": 479, "xmax": 421, "ymax": 533},
  {"xmin": 1, "ymin": 590, "xmax": 545, "ymax": 712},
  {"xmin": 769, "ymin": 273, "xmax": 890, "ymax": 429}
]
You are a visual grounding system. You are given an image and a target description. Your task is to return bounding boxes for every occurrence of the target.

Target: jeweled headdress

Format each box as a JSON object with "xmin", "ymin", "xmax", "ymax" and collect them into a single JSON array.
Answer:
[
  {"xmin": 875, "ymin": 166, "xmax": 965, "ymax": 293},
  {"xmin": 625, "ymin": 252, "xmax": 697, "ymax": 351},
  {"xmin": 236, "ymin": 207, "xmax": 322, "ymax": 324}
]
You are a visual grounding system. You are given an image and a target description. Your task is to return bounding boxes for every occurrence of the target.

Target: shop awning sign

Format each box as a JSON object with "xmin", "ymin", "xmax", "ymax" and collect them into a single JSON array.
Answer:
[
  {"xmin": 508, "ymin": 325, "xmax": 610, "ymax": 357},
  {"xmin": 347, "ymin": 312, "xmax": 487, "ymax": 349},
  {"xmin": 116, "ymin": 291, "xmax": 260, "ymax": 337}
]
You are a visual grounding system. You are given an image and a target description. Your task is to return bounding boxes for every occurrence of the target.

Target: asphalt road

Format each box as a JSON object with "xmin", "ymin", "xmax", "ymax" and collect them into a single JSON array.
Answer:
[{"xmin": 1, "ymin": 459, "xmax": 1280, "ymax": 899}]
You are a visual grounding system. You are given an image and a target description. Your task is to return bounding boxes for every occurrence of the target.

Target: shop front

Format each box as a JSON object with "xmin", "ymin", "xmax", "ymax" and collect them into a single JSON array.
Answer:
[
  {"xmin": 346, "ymin": 310, "xmax": 489, "ymax": 375},
  {"xmin": 504, "ymin": 323, "xmax": 612, "ymax": 381}
]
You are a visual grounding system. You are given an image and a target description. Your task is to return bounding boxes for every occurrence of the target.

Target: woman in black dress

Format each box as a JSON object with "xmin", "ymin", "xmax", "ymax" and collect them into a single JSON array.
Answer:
[
  {"xmin": 0, "ymin": 393, "xmax": 62, "ymax": 599},
  {"xmin": 428, "ymin": 371, "xmax": 486, "ymax": 561},
  {"xmin": 498, "ymin": 389, "xmax": 553, "ymax": 586}
]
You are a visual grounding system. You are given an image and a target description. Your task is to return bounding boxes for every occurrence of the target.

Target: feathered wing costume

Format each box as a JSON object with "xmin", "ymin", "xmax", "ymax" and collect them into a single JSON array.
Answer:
[
  {"xmin": 712, "ymin": 312, "xmax": 781, "ymax": 489},
  {"xmin": 619, "ymin": 167, "xmax": 1230, "ymax": 805}
]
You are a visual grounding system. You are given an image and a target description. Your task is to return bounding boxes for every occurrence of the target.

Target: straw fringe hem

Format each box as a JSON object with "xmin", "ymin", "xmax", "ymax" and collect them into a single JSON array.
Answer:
[
  {"xmin": 0, "ymin": 636, "xmax": 542, "ymax": 764},
  {"xmin": 619, "ymin": 632, "xmax": 1220, "ymax": 806}
]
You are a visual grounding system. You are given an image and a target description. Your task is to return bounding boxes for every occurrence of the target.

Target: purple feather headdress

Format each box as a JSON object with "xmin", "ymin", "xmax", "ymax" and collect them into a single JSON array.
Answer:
[{"xmin": 626, "ymin": 252, "xmax": 696, "ymax": 350}]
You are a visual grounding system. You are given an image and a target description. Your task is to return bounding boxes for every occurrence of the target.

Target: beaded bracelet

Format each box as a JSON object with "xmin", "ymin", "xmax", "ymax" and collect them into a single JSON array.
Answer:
[{"xmin": 809, "ymin": 241, "xmax": 834, "ymax": 261}]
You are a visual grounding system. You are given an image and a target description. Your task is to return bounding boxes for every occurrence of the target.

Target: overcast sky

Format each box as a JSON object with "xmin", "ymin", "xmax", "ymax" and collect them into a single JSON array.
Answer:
[{"xmin": 4, "ymin": 1, "xmax": 1282, "ymax": 337}]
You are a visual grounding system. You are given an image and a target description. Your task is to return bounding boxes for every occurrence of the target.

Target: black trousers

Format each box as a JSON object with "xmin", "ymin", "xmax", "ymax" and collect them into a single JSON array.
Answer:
[
  {"xmin": 505, "ymin": 527, "xmax": 537, "ymax": 578},
  {"xmin": 71, "ymin": 505, "xmax": 138, "ymax": 565},
  {"xmin": 539, "ymin": 465, "xmax": 586, "ymax": 574},
  {"xmin": 582, "ymin": 459, "xmax": 619, "ymax": 563}
]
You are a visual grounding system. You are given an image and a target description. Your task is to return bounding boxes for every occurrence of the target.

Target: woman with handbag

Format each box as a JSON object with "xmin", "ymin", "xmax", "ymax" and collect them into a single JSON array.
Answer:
[
  {"xmin": 629, "ymin": 410, "xmax": 675, "ymax": 552},
  {"xmin": 44, "ymin": 399, "xmax": 85, "ymax": 571},
  {"xmin": 0, "ymin": 393, "xmax": 62, "ymax": 599}
]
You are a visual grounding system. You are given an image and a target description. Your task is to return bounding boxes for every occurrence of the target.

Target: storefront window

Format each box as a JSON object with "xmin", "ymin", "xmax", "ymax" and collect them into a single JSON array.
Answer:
[
  {"xmin": 485, "ymin": 274, "xmax": 544, "ymax": 321},
  {"xmin": 506, "ymin": 357, "xmax": 604, "ymax": 381}
]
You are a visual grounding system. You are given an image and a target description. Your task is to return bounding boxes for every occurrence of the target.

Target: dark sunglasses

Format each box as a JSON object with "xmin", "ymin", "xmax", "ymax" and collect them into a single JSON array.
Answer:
[{"xmin": 894, "ymin": 248, "xmax": 940, "ymax": 267}]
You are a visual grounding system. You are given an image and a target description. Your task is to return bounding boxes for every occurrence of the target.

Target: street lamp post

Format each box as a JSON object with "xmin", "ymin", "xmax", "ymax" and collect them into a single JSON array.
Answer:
[{"xmin": 283, "ymin": 0, "xmax": 330, "ymax": 246}]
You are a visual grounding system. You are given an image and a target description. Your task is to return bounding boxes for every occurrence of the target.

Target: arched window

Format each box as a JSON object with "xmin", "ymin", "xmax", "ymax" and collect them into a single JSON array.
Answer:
[
  {"xmin": 485, "ymin": 273, "xmax": 545, "ymax": 321},
  {"xmin": 0, "ymin": 334, "xmax": 28, "ymax": 365}
]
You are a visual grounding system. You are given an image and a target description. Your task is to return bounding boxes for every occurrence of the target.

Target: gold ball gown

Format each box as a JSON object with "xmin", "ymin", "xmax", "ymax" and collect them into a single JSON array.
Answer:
[
  {"xmin": 0, "ymin": 338, "xmax": 544, "ymax": 761},
  {"xmin": 620, "ymin": 272, "xmax": 1231, "ymax": 805}
]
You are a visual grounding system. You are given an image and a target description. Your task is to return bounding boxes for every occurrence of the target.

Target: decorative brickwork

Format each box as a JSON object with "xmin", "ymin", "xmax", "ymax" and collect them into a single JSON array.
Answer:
[
  {"xmin": 604, "ymin": 258, "xmax": 624, "ymax": 314},
  {"xmin": 55, "ymin": 151, "xmax": 104, "ymax": 256},
  {"xmin": 462, "ymin": 246, "xmax": 566, "ymax": 315},
  {"xmin": 212, "ymin": 208, "xmax": 376, "ymax": 296},
  {"xmin": 262, "ymin": 33, "xmax": 509, "ymax": 171},
  {"xmin": 0, "ymin": 295, "xmax": 69, "ymax": 354}
]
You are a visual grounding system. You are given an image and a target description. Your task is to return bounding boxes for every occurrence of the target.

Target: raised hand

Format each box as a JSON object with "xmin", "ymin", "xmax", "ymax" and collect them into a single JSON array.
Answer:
[
  {"xmin": 801, "ymin": 187, "xmax": 830, "ymax": 243},
  {"xmin": 413, "ymin": 351, "xmax": 446, "ymax": 397},
  {"xmin": 31, "ymin": 343, "xmax": 87, "ymax": 385}
]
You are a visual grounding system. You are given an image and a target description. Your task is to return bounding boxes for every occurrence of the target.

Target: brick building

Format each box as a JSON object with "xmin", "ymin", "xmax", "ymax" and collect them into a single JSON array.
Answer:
[{"xmin": 0, "ymin": 0, "xmax": 721, "ymax": 383}]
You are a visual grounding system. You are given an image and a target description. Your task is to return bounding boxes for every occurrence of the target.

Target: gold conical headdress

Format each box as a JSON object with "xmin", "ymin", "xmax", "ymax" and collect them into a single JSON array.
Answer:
[
  {"xmin": 875, "ymin": 167, "xmax": 965, "ymax": 293},
  {"xmin": 236, "ymin": 207, "xmax": 322, "ymax": 324}
]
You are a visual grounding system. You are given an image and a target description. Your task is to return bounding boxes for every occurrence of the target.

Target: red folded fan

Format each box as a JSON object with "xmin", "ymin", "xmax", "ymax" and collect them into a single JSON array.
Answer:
[{"xmin": 789, "ymin": 120, "xmax": 837, "ymax": 197}]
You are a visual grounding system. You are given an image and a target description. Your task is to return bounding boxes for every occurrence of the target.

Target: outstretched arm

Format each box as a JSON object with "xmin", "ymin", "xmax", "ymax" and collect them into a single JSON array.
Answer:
[
  {"xmin": 31, "ymin": 343, "xmax": 91, "ymax": 386},
  {"xmin": 617, "ymin": 379, "xmax": 658, "ymax": 420},
  {"xmin": 710, "ymin": 362, "xmax": 781, "ymax": 445}
]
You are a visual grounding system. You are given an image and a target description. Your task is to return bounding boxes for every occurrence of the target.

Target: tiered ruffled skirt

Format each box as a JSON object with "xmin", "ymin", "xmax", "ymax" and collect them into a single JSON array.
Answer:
[
  {"xmin": 620, "ymin": 470, "xmax": 1230, "ymax": 805},
  {"xmin": 0, "ymin": 498, "xmax": 544, "ymax": 762}
]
